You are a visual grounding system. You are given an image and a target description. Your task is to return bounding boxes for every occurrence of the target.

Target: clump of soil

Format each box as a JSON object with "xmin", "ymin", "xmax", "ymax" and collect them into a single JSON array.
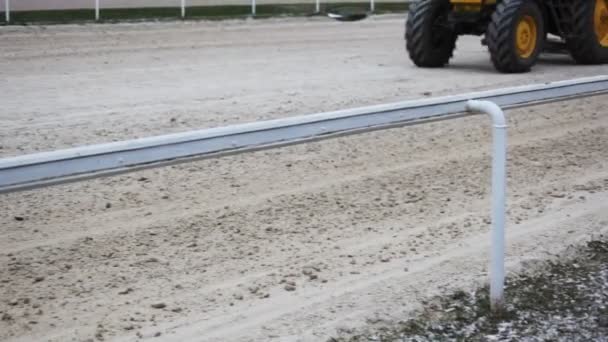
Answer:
[{"xmin": 333, "ymin": 236, "xmax": 608, "ymax": 341}]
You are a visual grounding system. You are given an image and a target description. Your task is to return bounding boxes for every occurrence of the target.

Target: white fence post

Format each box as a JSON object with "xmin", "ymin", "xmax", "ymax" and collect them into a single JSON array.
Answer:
[
  {"xmin": 95, "ymin": 0, "xmax": 100, "ymax": 20},
  {"xmin": 370, "ymin": 0, "xmax": 375, "ymax": 12},
  {"xmin": 181, "ymin": 0, "xmax": 186, "ymax": 18},
  {"xmin": 5, "ymin": 0, "xmax": 10, "ymax": 23},
  {"xmin": 467, "ymin": 100, "xmax": 507, "ymax": 312},
  {"xmin": 316, "ymin": 0, "xmax": 320, "ymax": 13},
  {"xmin": 252, "ymin": 0, "xmax": 256, "ymax": 16}
]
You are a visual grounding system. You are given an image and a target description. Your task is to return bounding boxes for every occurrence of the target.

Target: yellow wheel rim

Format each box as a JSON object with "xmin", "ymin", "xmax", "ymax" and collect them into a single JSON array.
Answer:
[
  {"xmin": 515, "ymin": 15, "xmax": 538, "ymax": 58},
  {"xmin": 595, "ymin": 0, "xmax": 608, "ymax": 47}
]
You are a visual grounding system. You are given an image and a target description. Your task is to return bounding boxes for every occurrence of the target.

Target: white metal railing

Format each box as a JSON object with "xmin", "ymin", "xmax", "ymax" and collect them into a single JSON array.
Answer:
[
  {"xmin": 4, "ymin": 0, "xmax": 9, "ymax": 22},
  {"xmin": 1, "ymin": 77, "xmax": 606, "ymax": 309},
  {"xmin": 467, "ymin": 100, "xmax": 507, "ymax": 309},
  {"xmin": 2, "ymin": 0, "xmax": 386, "ymax": 22},
  {"xmin": 2, "ymin": 76, "xmax": 607, "ymax": 193}
]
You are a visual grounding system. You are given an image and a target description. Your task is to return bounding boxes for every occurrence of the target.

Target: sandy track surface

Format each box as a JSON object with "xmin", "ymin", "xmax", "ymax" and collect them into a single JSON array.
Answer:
[
  {"xmin": 0, "ymin": 15, "xmax": 606, "ymax": 157},
  {"xmin": 1, "ymin": 15, "xmax": 608, "ymax": 342}
]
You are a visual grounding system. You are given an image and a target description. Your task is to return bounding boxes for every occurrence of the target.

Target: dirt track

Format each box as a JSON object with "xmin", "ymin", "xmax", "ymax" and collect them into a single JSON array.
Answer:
[{"xmin": 1, "ymin": 15, "xmax": 608, "ymax": 342}]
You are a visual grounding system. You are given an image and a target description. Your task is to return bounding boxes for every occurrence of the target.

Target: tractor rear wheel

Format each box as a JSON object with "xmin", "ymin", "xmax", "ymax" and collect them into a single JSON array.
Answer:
[
  {"xmin": 486, "ymin": 0, "xmax": 545, "ymax": 73},
  {"xmin": 565, "ymin": 0, "xmax": 608, "ymax": 64},
  {"xmin": 405, "ymin": 0, "xmax": 457, "ymax": 68}
]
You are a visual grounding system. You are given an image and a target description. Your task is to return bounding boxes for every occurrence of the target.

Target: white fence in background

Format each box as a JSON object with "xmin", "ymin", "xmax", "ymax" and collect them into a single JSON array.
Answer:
[{"xmin": 2, "ymin": 0, "xmax": 394, "ymax": 22}]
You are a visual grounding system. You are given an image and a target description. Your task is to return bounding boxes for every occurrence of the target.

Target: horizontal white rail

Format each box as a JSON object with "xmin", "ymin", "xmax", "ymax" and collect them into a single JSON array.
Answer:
[{"xmin": 0, "ymin": 76, "xmax": 607, "ymax": 194}]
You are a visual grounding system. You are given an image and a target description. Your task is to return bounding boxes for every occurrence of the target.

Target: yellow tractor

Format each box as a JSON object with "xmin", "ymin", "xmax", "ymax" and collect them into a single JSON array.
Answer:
[{"xmin": 405, "ymin": 0, "xmax": 608, "ymax": 72}]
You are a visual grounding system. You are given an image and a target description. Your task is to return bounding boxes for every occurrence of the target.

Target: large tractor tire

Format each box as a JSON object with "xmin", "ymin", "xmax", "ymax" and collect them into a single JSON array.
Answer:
[
  {"xmin": 565, "ymin": 0, "xmax": 608, "ymax": 64},
  {"xmin": 405, "ymin": 0, "xmax": 457, "ymax": 67},
  {"xmin": 486, "ymin": 0, "xmax": 545, "ymax": 73}
]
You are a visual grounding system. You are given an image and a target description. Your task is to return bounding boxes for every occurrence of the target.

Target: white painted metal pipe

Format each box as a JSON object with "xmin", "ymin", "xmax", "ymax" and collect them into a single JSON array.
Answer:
[
  {"xmin": 316, "ymin": 0, "xmax": 320, "ymax": 13},
  {"xmin": 252, "ymin": 0, "xmax": 256, "ymax": 16},
  {"xmin": 181, "ymin": 0, "xmax": 186, "ymax": 18},
  {"xmin": 95, "ymin": 0, "xmax": 100, "ymax": 20},
  {"xmin": 370, "ymin": 0, "xmax": 375, "ymax": 12},
  {"xmin": 1, "ymin": 77, "xmax": 606, "ymax": 194},
  {"xmin": 5, "ymin": 0, "xmax": 10, "ymax": 22},
  {"xmin": 466, "ymin": 100, "xmax": 507, "ymax": 311}
]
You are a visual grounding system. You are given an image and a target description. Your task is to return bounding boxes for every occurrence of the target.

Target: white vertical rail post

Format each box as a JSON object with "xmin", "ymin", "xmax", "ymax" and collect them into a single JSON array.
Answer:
[
  {"xmin": 370, "ymin": 0, "xmax": 375, "ymax": 12},
  {"xmin": 252, "ymin": 0, "xmax": 256, "ymax": 16},
  {"xmin": 316, "ymin": 0, "xmax": 320, "ymax": 13},
  {"xmin": 466, "ymin": 100, "xmax": 507, "ymax": 312},
  {"xmin": 95, "ymin": 0, "xmax": 100, "ymax": 20},
  {"xmin": 5, "ymin": 0, "xmax": 10, "ymax": 23},
  {"xmin": 181, "ymin": 0, "xmax": 185, "ymax": 18}
]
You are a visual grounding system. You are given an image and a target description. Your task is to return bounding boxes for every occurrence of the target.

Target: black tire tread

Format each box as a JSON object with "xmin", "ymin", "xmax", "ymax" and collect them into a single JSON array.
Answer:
[
  {"xmin": 405, "ymin": 0, "xmax": 457, "ymax": 67},
  {"xmin": 564, "ymin": 0, "xmax": 608, "ymax": 64},
  {"xmin": 486, "ymin": 0, "xmax": 543, "ymax": 73}
]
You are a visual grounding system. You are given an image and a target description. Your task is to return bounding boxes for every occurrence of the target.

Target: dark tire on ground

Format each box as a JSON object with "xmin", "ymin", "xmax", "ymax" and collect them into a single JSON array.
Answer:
[
  {"xmin": 405, "ymin": 0, "xmax": 457, "ymax": 68},
  {"xmin": 486, "ymin": 0, "xmax": 545, "ymax": 73},
  {"xmin": 564, "ymin": 0, "xmax": 608, "ymax": 64}
]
